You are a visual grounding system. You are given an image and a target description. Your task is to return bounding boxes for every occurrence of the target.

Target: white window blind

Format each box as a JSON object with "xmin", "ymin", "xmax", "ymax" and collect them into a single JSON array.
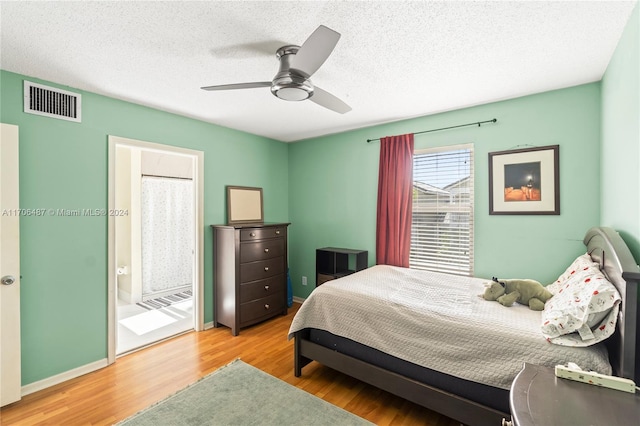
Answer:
[{"xmin": 410, "ymin": 144, "xmax": 474, "ymax": 276}]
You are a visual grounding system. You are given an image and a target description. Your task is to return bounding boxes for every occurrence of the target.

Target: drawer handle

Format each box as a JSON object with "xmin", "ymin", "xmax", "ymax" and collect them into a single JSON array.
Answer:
[
  {"xmin": 275, "ymin": 230, "xmax": 280, "ymax": 235},
  {"xmin": 264, "ymin": 304, "xmax": 270, "ymax": 310},
  {"xmin": 250, "ymin": 232, "xmax": 256, "ymax": 237},
  {"xmin": 264, "ymin": 267, "xmax": 269, "ymax": 272},
  {"xmin": 264, "ymin": 248, "xmax": 269, "ymax": 253},
  {"xmin": 264, "ymin": 285, "xmax": 270, "ymax": 291}
]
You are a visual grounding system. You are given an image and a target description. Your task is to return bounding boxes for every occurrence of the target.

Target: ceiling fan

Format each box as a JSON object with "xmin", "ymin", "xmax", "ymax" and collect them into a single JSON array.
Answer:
[{"xmin": 201, "ymin": 25, "xmax": 351, "ymax": 114}]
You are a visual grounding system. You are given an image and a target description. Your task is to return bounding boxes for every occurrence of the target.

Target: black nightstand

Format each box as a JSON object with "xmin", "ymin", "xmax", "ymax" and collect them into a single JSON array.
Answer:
[{"xmin": 510, "ymin": 363, "xmax": 640, "ymax": 426}]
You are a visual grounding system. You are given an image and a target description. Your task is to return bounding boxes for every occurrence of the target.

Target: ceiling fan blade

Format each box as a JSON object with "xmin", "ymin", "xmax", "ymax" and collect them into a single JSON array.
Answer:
[
  {"xmin": 309, "ymin": 86, "xmax": 351, "ymax": 114},
  {"xmin": 201, "ymin": 82, "xmax": 271, "ymax": 91},
  {"xmin": 290, "ymin": 25, "xmax": 340, "ymax": 77},
  {"xmin": 209, "ymin": 40, "xmax": 289, "ymax": 59}
]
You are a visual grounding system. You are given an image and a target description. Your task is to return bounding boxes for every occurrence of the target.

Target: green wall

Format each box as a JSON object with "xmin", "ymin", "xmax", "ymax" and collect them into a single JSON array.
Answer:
[
  {"xmin": 0, "ymin": 70, "xmax": 289, "ymax": 385},
  {"xmin": 2, "ymin": 4, "xmax": 639, "ymax": 388},
  {"xmin": 288, "ymin": 83, "xmax": 602, "ymax": 298},
  {"xmin": 601, "ymin": 3, "xmax": 640, "ymax": 259}
]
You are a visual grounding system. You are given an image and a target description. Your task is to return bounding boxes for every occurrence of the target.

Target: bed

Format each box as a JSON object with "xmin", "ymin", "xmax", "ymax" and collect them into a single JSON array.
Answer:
[{"xmin": 289, "ymin": 227, "xmax": 639, "ymax": 426}]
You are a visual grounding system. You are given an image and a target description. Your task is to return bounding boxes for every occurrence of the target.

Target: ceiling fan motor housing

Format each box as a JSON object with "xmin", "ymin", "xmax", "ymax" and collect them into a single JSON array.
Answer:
[{"xmin": 271, "ymin": 45, "xmax": 314, "ymax": 101}]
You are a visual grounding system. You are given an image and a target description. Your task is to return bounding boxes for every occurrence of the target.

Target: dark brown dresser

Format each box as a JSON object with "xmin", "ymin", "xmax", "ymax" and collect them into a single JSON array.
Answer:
[{"xmin": 211, "ymin": 223, "xmax": 290, "ymax": 335}]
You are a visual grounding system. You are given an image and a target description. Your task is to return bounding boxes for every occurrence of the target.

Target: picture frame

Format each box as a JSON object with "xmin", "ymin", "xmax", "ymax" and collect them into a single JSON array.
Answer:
[
  {"xmin": 488, "ymin": 145, "xmax": 559, "ymax": 215},
  {"xmin": 226, "ymin": 186, "xmax": 264, "ymax": 224}
]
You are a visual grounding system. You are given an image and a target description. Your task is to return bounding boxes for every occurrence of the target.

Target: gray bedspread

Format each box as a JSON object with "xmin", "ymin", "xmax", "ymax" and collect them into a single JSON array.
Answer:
[{"xmin": 288, "ymin": 265, "xmax": 611, "ymax": 390}]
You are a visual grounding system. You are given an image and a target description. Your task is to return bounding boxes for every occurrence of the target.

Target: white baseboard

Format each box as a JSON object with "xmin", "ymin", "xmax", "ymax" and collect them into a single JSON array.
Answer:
[
  {"xmin": 204, "ymin": 321, "xmax": 214, "ymax": 330},
  {"xmin": 21, "ymin": 358, "xmax": 109, "ymax": 397},
  {"xmin": 293, "ymin": 296, "xmax": 306, "ymax": 304}
]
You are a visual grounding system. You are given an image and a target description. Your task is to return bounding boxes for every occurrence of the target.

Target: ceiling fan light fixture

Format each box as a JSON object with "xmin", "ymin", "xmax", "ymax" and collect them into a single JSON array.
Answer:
[
  {"xmin": 201, "ymin": 25, "xmax": 350, "ymax": 113},
  {"xmin": 273, "ymin": 86, "xmax": 313, "ymax": 101},
  {"xmin": 271, "ymin": 76, "xmax": 313, "ymax": 101}
]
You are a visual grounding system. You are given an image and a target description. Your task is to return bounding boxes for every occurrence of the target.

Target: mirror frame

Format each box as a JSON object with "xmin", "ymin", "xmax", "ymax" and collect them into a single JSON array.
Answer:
[{"xmin": 226, "ymin": 186, "xmax": 264, "ymax": 224}]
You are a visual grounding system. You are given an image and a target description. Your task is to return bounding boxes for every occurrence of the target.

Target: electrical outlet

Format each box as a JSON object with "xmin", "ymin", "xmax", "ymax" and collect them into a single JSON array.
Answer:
[{"xmin": 302, "ymin": 276, "xmax": 308, "ymax": 286}]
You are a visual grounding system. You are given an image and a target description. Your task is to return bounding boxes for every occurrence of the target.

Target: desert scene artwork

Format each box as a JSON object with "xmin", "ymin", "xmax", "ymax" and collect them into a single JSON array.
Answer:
[{"xmin": 503, "ymin": 161, "xmax": 541, "ymax": 201}]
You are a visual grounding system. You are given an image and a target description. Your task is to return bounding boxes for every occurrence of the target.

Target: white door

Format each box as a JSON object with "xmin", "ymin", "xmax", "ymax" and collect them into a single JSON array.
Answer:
[{"xmin": 0, "ymin": 123, "xmax": 21, "ymax": 406}]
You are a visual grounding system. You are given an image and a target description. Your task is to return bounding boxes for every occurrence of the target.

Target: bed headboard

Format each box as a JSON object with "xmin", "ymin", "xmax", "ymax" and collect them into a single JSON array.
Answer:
[{"xmin": 584, "ymin": 227, "xmax": 639, "ymax": 383}]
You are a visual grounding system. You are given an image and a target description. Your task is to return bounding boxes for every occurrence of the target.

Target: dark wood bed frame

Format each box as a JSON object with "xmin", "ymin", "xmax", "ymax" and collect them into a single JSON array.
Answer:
[{"xmin": 293, "ymin": 227, "xmax": 639, "ymax": 426}]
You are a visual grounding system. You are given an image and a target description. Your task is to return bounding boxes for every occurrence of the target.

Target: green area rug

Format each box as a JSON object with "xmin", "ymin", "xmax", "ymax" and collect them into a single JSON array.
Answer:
[{"xmin": 116, "ymin": 359, "xmax": 372, "ymax": 425}]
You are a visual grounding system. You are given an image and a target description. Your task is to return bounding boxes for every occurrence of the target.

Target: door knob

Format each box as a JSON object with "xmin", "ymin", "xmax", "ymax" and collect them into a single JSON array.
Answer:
[{"xmin": 1, "ymin": 275, "xmax": 16, "ymax": 286}]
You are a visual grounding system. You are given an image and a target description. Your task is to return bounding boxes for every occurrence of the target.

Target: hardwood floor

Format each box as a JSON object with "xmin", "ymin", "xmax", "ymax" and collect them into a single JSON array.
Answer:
[{"xmin": 1, "ymin": 303, "xmax": 458, "ymax": 426}]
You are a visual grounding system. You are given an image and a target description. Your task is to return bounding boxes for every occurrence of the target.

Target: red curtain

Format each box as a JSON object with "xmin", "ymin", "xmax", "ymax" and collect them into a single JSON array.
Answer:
[{"xmin": 376, "ymin": 133, "xmax": 414, "ymax": 267}]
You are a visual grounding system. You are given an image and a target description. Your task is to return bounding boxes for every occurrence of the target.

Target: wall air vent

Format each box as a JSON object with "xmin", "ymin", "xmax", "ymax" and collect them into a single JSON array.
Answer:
[{"xmin": 23, "ymin": 80, "xmax": 81, "ymax": 122}]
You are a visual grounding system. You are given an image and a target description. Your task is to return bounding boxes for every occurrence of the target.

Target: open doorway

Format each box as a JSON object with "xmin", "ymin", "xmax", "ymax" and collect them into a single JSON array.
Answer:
[{"xmin": 107, "ymin": 136, "xmax": 204, "ymax": 361}]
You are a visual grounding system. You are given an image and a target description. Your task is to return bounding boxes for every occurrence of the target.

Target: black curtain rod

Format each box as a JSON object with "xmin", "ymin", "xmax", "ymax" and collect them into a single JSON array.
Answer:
[{"xmin": 366, "ymin": 118, "xmax": 498, "ymax": 143}]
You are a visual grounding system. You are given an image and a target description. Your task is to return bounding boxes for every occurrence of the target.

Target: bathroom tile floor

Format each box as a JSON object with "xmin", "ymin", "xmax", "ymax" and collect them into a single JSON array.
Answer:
[{"xmin": 117, "ymin": 297, "xmax": 193, "ymax": 355}]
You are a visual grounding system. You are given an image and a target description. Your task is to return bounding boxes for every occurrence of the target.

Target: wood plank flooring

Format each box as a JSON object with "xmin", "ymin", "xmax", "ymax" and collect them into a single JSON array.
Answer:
[{"xmin": 1, "ymin": 303, "xmax": 458, "ymax": 426}]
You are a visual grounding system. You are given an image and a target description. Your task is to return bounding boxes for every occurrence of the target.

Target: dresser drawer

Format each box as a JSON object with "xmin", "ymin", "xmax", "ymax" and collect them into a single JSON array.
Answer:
[
  {"xmin": 240, "ymin": 226, "xmax": 286, "ymax": 241},
  {"xmin": 240, "ymin": 293, "xmax": 285, "ymax": 324},
  {"xmin": 240, "ymin": 274, "xmax": 285, "ymax": 303},
  {"xmin": 240, "ymin": 257, "xmax": 284, "ymax": 283},
  {"xmin": 240, "ymin": 238, "xmax": 285, "ymax": 263}
]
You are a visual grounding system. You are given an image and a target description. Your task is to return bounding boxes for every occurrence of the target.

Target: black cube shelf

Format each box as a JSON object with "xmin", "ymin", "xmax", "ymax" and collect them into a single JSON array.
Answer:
[{"xmin": 316, "ymin": 247, "xmax": 368, "ymax": 286}]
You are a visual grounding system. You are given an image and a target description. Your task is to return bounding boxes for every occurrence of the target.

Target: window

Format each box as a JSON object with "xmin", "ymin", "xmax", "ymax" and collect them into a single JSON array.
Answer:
[{"xmin": 410, "ymin": 144, "xmax": 474, "ymax": 276}]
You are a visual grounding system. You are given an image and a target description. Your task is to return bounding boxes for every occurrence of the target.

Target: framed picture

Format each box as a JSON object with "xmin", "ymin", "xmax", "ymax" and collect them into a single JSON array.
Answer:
[
  {"xmin": 226, "ymin": 186, "xmax": 264, "ymax": 224},
  {"xmin": 488, "ymin": 145, "xmax": 559, "ymax": 215}
]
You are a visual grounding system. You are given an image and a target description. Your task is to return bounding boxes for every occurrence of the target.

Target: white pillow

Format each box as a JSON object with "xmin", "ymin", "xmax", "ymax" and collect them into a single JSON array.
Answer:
[
  {"xmin": 541, "ymin": 265, "xmax": 620, "ymax": 347},
  {"xmin": 545, "ymin": 253, "xmax": 600, "ymax": 295}
]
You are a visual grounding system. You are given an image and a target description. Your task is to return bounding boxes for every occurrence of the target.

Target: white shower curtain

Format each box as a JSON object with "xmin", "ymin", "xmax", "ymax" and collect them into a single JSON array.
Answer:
[{"xmin": 141, "ymin": 176, "xmax": 194, "ymax": 296}]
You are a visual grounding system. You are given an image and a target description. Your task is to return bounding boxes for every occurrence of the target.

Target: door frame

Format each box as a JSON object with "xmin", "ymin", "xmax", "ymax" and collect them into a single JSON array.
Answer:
[
  {"xmin": 107, "ymin": 135, "xmax": 204, "ymax": 364},
  {"xmin": 1, "ymin": 123, "xmax": 21, "ymax": 406}
]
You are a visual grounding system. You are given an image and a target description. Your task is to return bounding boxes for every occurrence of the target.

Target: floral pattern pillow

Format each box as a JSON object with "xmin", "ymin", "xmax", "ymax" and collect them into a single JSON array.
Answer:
[
  {"xmin": 545, "ymin": 253, "xmax": 600, "ymax": 295},
  {"xmin": 541, "ymin": 265, "xmax": 620, "ymax": 347}
]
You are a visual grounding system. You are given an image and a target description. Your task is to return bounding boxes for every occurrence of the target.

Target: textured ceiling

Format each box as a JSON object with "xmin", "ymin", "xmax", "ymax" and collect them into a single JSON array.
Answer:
[{"xmin": 0, "ymin": 1, "xmax": 636, "ymax": 142}]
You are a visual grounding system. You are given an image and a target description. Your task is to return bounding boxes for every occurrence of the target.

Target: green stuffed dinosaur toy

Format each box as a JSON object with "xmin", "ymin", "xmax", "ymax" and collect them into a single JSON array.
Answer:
[{"xmin": 482, "ymin": 277, "xmax": 553, "ymax": 311}]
